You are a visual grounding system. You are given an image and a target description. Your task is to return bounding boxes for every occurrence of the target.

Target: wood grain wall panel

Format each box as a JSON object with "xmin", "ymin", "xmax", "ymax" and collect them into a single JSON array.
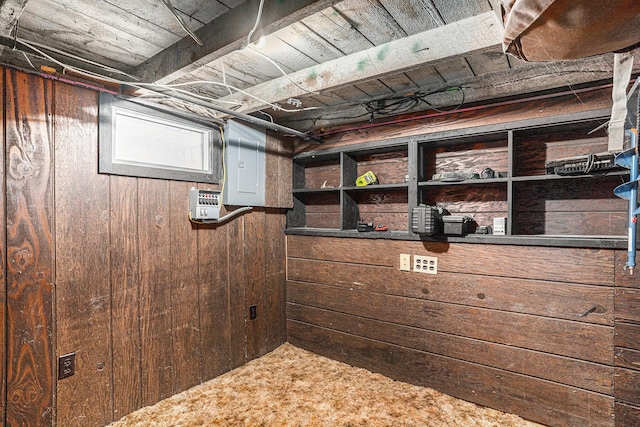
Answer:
[
  {"xmin": 169, "ymin": 180, "xmax": 202, "ymax": 393},
  {"xmin": 4, "ymin": 69, "xmax": 55, "ymax": 426},
  {"xmin": 265, "ymin": 210, "xmax": 286, "ymax": 352},
  {"xmin": 109, "ymin": 175, "xmax": 142, "ymax": 420},
  {"xmin": 288, "ymin": 258, "xmax": 614, "ymax": 325},
  {"xmin": 287, "ymin": 234, "xmax": 620, "ymax": 426},
  {"xmin": 287, "ymin": 235, "xmax": 616, "ymax": 285},
  {"xmin": 288, "ymin": 304, "xmax": 613, "ymax": 394},
  {"xmin": 615, "ymin": 367, "xmax": 640, "ymax": 406},
  {"xmin": 0, "ymin": 65, "xmax": 5, "ymax": 424},
  {"xmin": 615, "ymin": 250, "xmax": 640, "ymax": 288},
  {"xmin": 615, "ymin": 322, "xmax": 640, "ymax": 351},
  {"xmin": 616, "ymin": 288, "xmax": 640, "ymax": 323},
  {"xmin": 0, "ymin": 67, "xmax": 288, "ymax": 425},
  {"xmin": 615, "ymin": 403, "xmax": 640, "ymax": 427},
  {"xmin": 197, "ymin": 211, "xmax": 233, "ymax": 380},
  {"xmin": 53, "ymin": 82, "xmax": 112, "ymax": 426},
  {"xmin": 245, "ymin": 210, "xmax": 268, "ymax": 360},
  {"xmin": 137, "ymin": 178, "xmax": 174, "ymax": 407},
  {"xmin": 265, "ymin": 132, "xmax": 293, "ymax": 208},
  {"xmin": 228, "ymin": 215, "xmax": 247, "ymax": 368},
  {"xmin": 288, "ymin": 280, "xmax": 612, "ymax": 364},
  {"xmin": 287, "ymin": 321, "xmax": 615, "ymax": 427}
]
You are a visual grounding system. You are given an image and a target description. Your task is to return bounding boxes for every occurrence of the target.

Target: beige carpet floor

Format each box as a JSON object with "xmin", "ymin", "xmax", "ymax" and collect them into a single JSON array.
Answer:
[{"xmin": 108, "ymin": 343, "xmax": 544, "ymax": 427}]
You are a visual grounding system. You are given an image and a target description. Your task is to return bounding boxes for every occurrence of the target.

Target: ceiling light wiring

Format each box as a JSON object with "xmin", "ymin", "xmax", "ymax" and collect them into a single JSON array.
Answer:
[
  {"xmin": 246, "ymin": 0, "xmax": 266, "ymax": 47},
  {"xmin": 159, "ymin": 0, "xmax": 203, "ymax": 46},
  {"xmin": 154, "ymin": 80, "xmax": 320, "ymax": 113},
  {"xmin": 17, "ymin": 37, "xmax": 140, "ymax": 80},
  {"xmin": 246, "ymin": 46, "xmax": 320, "ymax": 96}
]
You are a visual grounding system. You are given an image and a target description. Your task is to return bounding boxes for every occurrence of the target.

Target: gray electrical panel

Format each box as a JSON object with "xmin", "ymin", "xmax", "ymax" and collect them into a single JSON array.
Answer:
[{"xmin": 223, "ymin": 120, "xmax": 266, "ymax": 206}]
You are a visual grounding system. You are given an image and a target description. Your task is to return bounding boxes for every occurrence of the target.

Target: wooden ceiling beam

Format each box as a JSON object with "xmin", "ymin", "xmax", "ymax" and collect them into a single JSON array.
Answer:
[
  {"xmin": 277, "ymin": 54, "xmax": 624, "ymax": 131},
  {"xmin": 0, "ymin": 0, "xmax": 30, "ymax": 36},
  {"xmin": 134, "ymin": 0, "xmax": 335, "ymax": 84},
  {"xmin": 218, "ymin": 11, "xmax": 503, "ymax": 113}
]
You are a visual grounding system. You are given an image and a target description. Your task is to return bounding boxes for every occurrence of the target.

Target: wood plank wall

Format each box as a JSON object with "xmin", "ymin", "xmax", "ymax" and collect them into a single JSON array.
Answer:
[
  {"xmin": 287, "ymin": 235, "xmax": 617, "ymax": 427},
  {"xmin": 285, "ymin": 89, "xmax": 640, "ymax": 427},
  {"xmin": 0, "ymin": 68, "xmax": 289, "ymax": 426}
]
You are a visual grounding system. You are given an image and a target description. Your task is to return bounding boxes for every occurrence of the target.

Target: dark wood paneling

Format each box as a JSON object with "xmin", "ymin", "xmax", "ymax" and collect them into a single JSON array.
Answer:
[
  {"xmin": 615, "ymin": 322, "xmax": 640, "ymax": 351},
  {"xmin": 54, "ymin": 82, "xmax": 112, "ymax": 426},
  {"xmin": 615, "ymin": 367, "xmax": 640, "ymax": 406},
  {"xmin": 265, "ymin": 132, "xmax": 293, "ymax": 208},
  {"xmin": 228, "ymin": 215, "xmax": 247, "ymax": 368},
  {"xmin": 197, "ymin": 218, "xmax": 232, "ymax": 380},
  {"xmin": 287, "ymin": 321, "xmax": 614, "ymax": 427},
  {"xmin": 289, "ymin": 303, "xmax": 613, "ymax": 394},
  {"xmin": 615, "ymin": 347, "xmax": 640, "ymax": 371},
  {"xmin": 288, "ymin": 258, "xmax": 613, "ymax": 324},
  {"xmin": 245, "ymin": 210, "xmax": 267, "ymax": 360},
  {"xmin": 265, "ymin": 210, "xmax": 286, "ymax": 352},
  {"xmin": 110, "ymin": 175, "xmax": 142, "ymax": 420},
  {"xmin": 169, "ymin": 180, "xmax": 201, "ymax": 392},
  {"xmin": 615, "ymin": 402, "xmax": 640, "ymax": 427},
  {"xmin": 287, "ymin": 235, "xmax": 616, "ymax": 285},
  {"xmin": 616, "ymin": 288, "xmax": 640, "ymax": 323},
  {"xmin": 288, "ymin": 280, "xmax": 612, "ymax": 364},
  {"xmin": 5, "ymin": 68, "xmax": 54, "ymax": 426},
  {"xmin": 138, "ymin": 178, "xmax": 174, "ymax": 406}
]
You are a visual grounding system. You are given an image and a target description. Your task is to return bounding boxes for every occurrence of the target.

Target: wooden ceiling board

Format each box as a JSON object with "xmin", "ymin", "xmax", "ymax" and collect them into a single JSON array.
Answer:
[
  {"xmin": 245, "ymin": 35, "xmax": 320, "ymax": 73},
  {"xmin": 378, "ymin": 72, "xmax": 419, "ymax": 94},
  {"xmin": 34, "ymin": 0, "xmax": 181, "ymax": 49},
  {"xmin": 225, "ymin": 48, "xmax": 289, "ymax": 82},
  {"xmin": 378, "ymin": 0, "xmax": 443, "ymax": 34},
  {"xmin": 433, "ymin": 57, "xmax": 474, "ymax": 83},
  {"xmin": 17, "ymin": 9, "xmax": 150, "ymax": 68},
  {"xmin": 272, "ymin": 21, "xmax": 344, "ymax": 64},
  {"xmin": 0, "ymin": 0, "xmax": 28, "ymax": 36},
  {"xmin": 192, "ymin": 60, "xmax": 263, "ymax": 89},
  {"xmin": 216, "ymin": 12, "xmax": 503, "ymax": 113},
  {"xmin": 404, "ymin": 66, "xmax": 446, "ymax": 90},
  {"xmin": 333, "ymin": 0, "xmax": 407, "ymax": 46},
  {"xmin": 431, "ymin": 0, "xmax": 492, "ymax": 24},
  {"xmin": 100, "ymin": 0, "xmax": 199, "ymax": 37},
  {"xmin": 354, "ymin": 79, "xmax": 395, "ymax": 98},
  {"xmin": 169, "ymin": 0, "xmax": 235, "ymax": 26},
  {"xmin": 301, "ymin": 8, "xmax": 374, "ymax": 55},
  {"xmin": 464, "ymin": 47, "xmax": 511, "ymax": 76}
]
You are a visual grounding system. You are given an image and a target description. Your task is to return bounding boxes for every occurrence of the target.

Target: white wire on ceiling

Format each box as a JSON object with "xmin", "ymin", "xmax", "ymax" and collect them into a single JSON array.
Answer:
[
  {"xmin": 158, "ymin": 0, "xmax": 203, "ymax": 46},
  {"xmin": 245, "ymin": 0, "xmax": 266, "ymax": 47}
]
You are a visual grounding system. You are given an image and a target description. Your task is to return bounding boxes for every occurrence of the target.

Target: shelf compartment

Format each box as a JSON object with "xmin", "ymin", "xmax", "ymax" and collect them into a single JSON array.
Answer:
[
  {"xmin": 288, "ymin": 192, "xmax": 341, "ymax": 230},
  {"xmin": 512, "ymin": 176, "xmax": 626, "ymax": 236},
  {"xmin": 348, "ymin": 188, "xmax": 409, "ymax": 232},
  {"xmin": 419, "ymin": 182, "xmax": 508, "ymax": 229},
  {"xmin": 513, "ymin": 119, "xmax": 610, "ymax": 178},
  {"xmin": 419, "ymin": 134, "xmax": 508, "ymax": 182},
  {"xmin": 295, "ymin": 157, "xmax": 341, "ymax": 190}
]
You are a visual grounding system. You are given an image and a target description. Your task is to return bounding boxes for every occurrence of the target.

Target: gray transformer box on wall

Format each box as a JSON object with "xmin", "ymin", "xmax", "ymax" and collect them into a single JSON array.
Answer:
[{"xmin": 223, "ymin": 120, "xmax": 266, "ymax": 206}]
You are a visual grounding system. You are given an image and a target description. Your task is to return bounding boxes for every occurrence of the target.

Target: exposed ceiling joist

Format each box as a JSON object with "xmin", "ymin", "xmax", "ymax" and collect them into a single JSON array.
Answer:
[
  {"xmin": 134, "ymin": 0, "xmax": 336, "ymax": 84},
  {"xmin": 278, "ymin": 54, "xmax": 625, "ymax": 131},
  {"xmin": 219, "ymin": 11, "xmax": 503, "ymax": 114},
  {"xmin": 0, "ymin": 0, "xmax": 29, "ymax": 36}
]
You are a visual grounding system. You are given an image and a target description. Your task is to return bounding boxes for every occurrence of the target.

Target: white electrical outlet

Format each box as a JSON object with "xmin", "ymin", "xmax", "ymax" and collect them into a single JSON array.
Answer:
[
  {"xmin": 414, "ymin": 255, "xmax": 437, "ymax": 274},
  {"xmin": 400, "ymin": 254, "xmax": 411, "ymax": 271}
]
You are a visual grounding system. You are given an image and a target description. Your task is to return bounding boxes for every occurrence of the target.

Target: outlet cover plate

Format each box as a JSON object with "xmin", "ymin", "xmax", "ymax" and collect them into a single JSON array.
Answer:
[
  {"xmin": 414, "ymin": 255, "xmax": 437, "ymax": 274},
  {"xmin": 400, "ymin": 254, "xmax": 411, "ymax": 271}
]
